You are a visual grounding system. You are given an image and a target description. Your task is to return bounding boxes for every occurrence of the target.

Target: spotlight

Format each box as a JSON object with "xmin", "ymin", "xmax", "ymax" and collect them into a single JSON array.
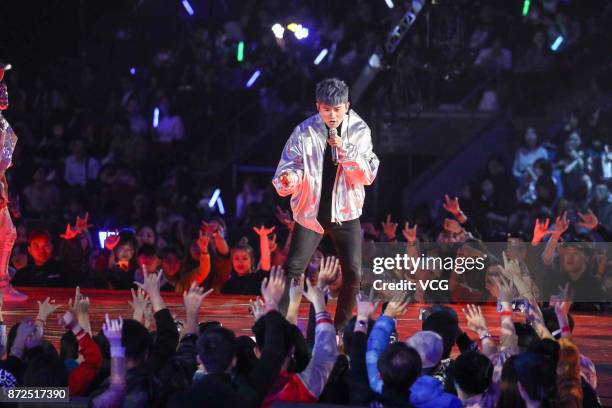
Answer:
[
  {"xmin": 385, "ymin": 0, "xmax": 394, "ymax": 9},
  {"xmin": 294, "ymin": 25, "xmax": 309, "ymax": 40},
  {"xmin": 130, "ymin": 67, "xmax": 136, "ymax": 75},
  {"xmin": 271, "ymin": 23, "xmax": 285, "ymax": 39}
]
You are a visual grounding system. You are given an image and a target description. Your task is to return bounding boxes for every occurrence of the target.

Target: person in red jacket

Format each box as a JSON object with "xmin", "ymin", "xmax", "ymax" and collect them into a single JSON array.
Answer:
[
  {"xmin": 58, "ymin": 309, "xmax": 103, "ymax": 396},
  {"xmin": 262, "ymin": 278, "xmax": 338, "ymax": 407}
]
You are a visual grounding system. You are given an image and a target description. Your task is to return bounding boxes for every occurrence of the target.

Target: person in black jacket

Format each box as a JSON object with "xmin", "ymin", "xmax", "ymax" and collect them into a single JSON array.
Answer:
[
  {"xmin": 169, "ymin": 267, "xmax": 288, "ymax": 408},
  {"xmin": 12, "ymin": 227, "xmax": 85, "ymax": 288},
  {"xmin": 89, "ymin": 269, "xmax": 179, "ymax": 407}
]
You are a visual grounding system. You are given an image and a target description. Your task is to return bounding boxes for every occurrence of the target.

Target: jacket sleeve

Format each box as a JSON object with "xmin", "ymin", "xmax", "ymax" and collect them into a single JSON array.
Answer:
[
  {"xmin": 337, "ymin": 123, "xmax": 379, "ymax": 186},
  {"xmin": 247, "ymin": 311, "xmax": 287, "ymax": 403},
  {"xmin": 557, "ymin": 336, "xmax": 583, "ymax": 407},
  {"xmin": 69, "ymin": 331, "xmax": 102, "ymax": 396},
  {"xmin": 348, "ymin": 330, "xmax": 374, "ymax": 405},
  {"xmin": 148, "ymin": 308, "xmax": 180, "ymax": 374},
  {"xmin": 366, "ymin": 316, "xmax": 395, "ymax": 394},
  {"xmin": 175, "ymin": 334, "xmax": 198, "ymax": 380},
  {"xmin": 298, "ymin": 311, "xmax": 338, "ymax": 398},
  {"xmin": 272, "ymin": 126, "xmax": 304, "ymax": 197}
]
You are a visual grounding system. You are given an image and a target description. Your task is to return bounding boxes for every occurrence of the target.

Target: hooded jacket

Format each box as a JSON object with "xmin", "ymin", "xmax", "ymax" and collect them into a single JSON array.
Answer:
[{"xmin": 272, "ymin": 110, "xmax": 379, "ymax": 233}]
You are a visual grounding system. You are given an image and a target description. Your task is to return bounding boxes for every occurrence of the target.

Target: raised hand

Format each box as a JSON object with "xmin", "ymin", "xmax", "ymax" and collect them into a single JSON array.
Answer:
[
  {"xmin": 550, "ymin": 283, "xmax": 573, "ymax": 317},
  {"xmin": 383, "ymin": 293, "xmax": 410, "ymax": 318},
  {"xmin": 268, "ymin": 234, "xmax": 278, "ymax": 253},
  {"xmin": 102, "ymin": 314, "xmax": 123, "ymax": 345},
  {"xmin": 12, "ymin": 319, "xmax": 36, "ymax": 357},
  {"xmin": 134, "ymin": 267, "xmax": 166, "ymax": 312},
  {"xmin": 493, "ymin": 274, "xmax": 514, "ymax": 303},
  {"xmin": 289, "ymin": 275, "xmax": 304, "ymax": 304},
  {"xmin": 104, "ymin": 232, "xmax": 121, "ymax": 251},
  {"xmin": 402, "ymin": 222, "xmax": 418, "ymax": 243},
  {"xmin": 443, "ymin": 194, "xmax": 461, "ymax": 216},
  {"xmin": 249, "ymin": 297, "xmax": 265, "ymax": 322},
  {"xmin": 381, "ymin": 214, "xmax": 398, "ymax": 241},
  {"xmin": 501, "ymin": 252, "xmax": 521, "ymax": 279},
  {"xmin": 183, "ymin": 283, "xmax": 213, "ymax": 315},
  {"xmin": 200, "ymin": 221, "xmax": 217, "ymax": 237},
  {"xmin": 253, "ymin": 225, "xmax": 276, "ymax": 237},
  {"xmin": 196, "ymin": 230, "xmax": 210, "ymax": 254},
  {"xmin": 75, "ymin": 212, "xmax": 93, "ymax": 233},
  {"xmin": 317, "ymin": 256, "xmax": 340, "ymax": 289},
  {"xmin": 36, "ymin": 297, "xmax": 59, "ymax": 322},
  {"xmin": 462, "ymin": 304, "xmax": 489, "ymax": 336},
  {"xmin": 74, "ymin": 295, "xmax": 90, "ymax": 317},
  {"xmin": 58, "ymin": 310, "xmax": 78, "ymax": 330},
  {"xmin": 279, "ymin": 171, "xmax": 297, "ymax": 188},
  {"xmin": 275, "ymin": 205, "xmax": 294, "ymax": 230},
  {"xmin": 128, "ymin": 288, "xmax": 149, "ymax": 322},
  {"xmin": 68, "ymin": 287, "xmax": 91, "ymax": 333},
  {"xmin": 68, "ymin": 287, "xmax": 89, "ymax": 315},
  {"xmin": 552, "ymin": 211, "xmax": 569, "ymax": 237},
  {"xmin": 183, "ymin": 283, "xmax": 213, "ymax": 334},
  {"xmin": 143, "ymin": 302, "xmax": 154, "ymax": 330},
  {"xmin": 60, "ymin": 223, "xmax": 79, "ymax": 240},
  {"xmin": 135, "ymin": 267, "xmax": 162, "ymax": 295},
  {"xmin": 577, "ymin": 209, "xmax": 598, "ymax": 230},
  {"xmin": 303, "ymin": 278, "xmax": 326, "ymax": 313},
  {"xmin": 260, "ymin": 266, "xmax": 285, "ymax": 312},
  {"xmin": 532, "ymin": 218, "xmax": 552, "ymax": 245},
  {"xmin": 356, "ymin": 292, "xmax": 378, "ymax": 320}
]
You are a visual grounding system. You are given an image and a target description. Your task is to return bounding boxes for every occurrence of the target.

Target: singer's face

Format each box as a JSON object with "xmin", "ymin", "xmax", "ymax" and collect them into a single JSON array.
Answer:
[{"xmin": 316, "ymin": 101, "xmax": 349, "ymax": 129}]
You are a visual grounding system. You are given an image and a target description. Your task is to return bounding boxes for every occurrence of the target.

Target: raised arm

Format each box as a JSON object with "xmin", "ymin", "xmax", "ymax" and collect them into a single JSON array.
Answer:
[
  {"xmin": 91, "ymin": 315, "xmax": 126, "ymax": 408},
  {"xmin": 253, "ymin": 225, "xmax": 275, "ymax": 272},
  {"xmin": 542, "ymin": 212, "xmax": 569, "ymax": 266},
  {"xmin": 272, "ymin": 127, "xmax": 304, "ymax": 197}
]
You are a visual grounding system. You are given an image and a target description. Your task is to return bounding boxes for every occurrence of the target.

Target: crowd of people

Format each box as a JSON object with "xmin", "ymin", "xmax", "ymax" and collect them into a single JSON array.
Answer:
[
  {"xmin": 0, "ymin": 242, "xmax": 604, "ymax": 407},
  {"xmin": 0, "ymin": 0, "xmax": 610, "ymax": 406}
]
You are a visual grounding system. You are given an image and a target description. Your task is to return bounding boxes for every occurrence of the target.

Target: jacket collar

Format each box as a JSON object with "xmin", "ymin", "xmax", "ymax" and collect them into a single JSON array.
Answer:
[{"xmin": 312, "ymin": 112, "xmax": 349, "ymax": 139}]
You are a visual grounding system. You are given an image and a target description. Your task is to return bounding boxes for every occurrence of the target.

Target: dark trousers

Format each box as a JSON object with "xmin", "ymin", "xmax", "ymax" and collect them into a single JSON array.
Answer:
[{"xmin": 280, "ymin": 218, "xmax": 362, "ymax": 330}]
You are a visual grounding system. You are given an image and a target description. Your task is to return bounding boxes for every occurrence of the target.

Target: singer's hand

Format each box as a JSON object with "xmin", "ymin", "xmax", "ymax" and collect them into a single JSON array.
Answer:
[
  {"xmin": 279, "ymin": 171, "xmax": 296, "ymax": 188},
  {"xmin": 327, "ymin": 136, "xmax": 343, "ymax": 148}
]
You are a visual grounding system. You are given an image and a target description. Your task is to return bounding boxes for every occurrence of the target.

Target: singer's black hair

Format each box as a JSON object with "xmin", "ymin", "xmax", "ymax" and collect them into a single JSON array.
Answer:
[{"xmin": 316, "ymin": 78, "xmax": 349, "ymax": 105}]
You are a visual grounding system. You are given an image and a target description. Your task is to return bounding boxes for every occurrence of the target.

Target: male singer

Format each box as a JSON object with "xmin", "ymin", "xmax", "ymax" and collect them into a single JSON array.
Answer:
[
  {"xmin": 0, "ymin": 63, "xmax": 27, "ymax": 300},
  {"xmin": 272, "ymin": 78, "xmax": 379, "ymax": 328}
]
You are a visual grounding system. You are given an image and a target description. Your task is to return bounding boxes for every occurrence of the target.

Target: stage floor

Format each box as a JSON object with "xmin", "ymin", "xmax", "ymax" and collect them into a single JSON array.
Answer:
[{"xmin": 4, "ymin": 288, "xmax": 611, "ymax": 402}]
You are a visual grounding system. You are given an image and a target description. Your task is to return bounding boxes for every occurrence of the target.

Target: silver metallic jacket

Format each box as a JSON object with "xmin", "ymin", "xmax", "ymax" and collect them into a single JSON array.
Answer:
[
  {"xmin": 272, "ymin": 110, "xmax": 379, "ymax": 234},
  {"xmin": 0, "ymin": 113, "xmax": 16, "ymax": 176}
]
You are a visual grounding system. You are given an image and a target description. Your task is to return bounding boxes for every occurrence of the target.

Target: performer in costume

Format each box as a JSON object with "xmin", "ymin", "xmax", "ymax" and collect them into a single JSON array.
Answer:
[
  {"xmin": 272, "ymin": 78, "xmax": 379, "ymax": 328},
  {"xmin": 0, "ymin": 64, "xmax": 27, "ymax": 301}
]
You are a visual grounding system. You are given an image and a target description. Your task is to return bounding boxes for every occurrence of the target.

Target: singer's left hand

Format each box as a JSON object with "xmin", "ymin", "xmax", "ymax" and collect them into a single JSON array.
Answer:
[{"xmin": 327, "ymin": 136, "xmax": 343, "ymax": 148}]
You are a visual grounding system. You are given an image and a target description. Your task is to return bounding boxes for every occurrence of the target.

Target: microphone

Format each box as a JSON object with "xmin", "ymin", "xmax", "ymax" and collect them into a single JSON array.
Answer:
[{"xmin": 328, "ymin": 127, "xmax": 338, "ymax": 165}]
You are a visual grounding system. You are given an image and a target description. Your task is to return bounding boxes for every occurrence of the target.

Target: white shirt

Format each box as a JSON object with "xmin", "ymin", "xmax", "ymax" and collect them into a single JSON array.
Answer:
[
  {"xmin": 64, "ymin": 155, "xmax": 100, "ymax": 187},
  {"xmin": 512, "ymin": 147, "xmax": 548, "ymax": 180}
]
